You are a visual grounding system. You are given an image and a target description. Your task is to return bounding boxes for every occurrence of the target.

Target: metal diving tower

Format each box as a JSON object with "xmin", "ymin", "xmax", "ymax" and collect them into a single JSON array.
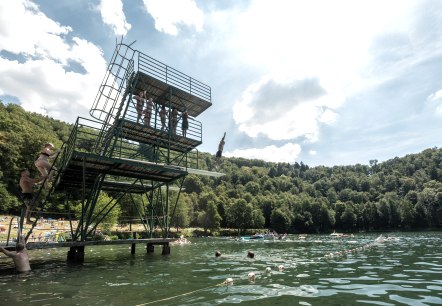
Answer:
[{"xmin": 19, "ymin": 41, "xmax": 221, "ymax": 262}]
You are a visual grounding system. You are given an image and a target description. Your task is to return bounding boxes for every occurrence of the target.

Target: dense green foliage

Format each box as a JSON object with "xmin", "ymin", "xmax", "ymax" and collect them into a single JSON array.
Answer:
[{"xmin": 1, "ymin": 102, "xmax": 441, "ymax": 233}]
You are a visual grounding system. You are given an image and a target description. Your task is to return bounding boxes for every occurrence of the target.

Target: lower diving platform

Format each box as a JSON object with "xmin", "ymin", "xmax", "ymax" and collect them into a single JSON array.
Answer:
[{"xmin": 57, "ymin": 151, "xmax": 187, "ymax": 191}]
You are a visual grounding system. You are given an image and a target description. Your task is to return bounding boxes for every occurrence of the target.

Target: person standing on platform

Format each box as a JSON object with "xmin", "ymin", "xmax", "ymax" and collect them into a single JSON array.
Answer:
[
  {"xmin": 34, "ymin": 143, "xmax": 60, "ymax": 188},
  {"xmin": 170, "ymin": 107, "xmax": 178, "ymax": 134},
  {"xmin": 181, "ymin": 109, "xmax": 189, "ymax": 137},
  {"xmin": 215, "ymin": 132, "xmax": 226, "ymax": 169},
  {"xmin": 143, "ymin": 96, "xmax": 154, "ymax": 126},
  {"xmin": 133, "ymin": 90, "xmax": 145, "ymax": 123},
  {"xmin": 19, "ymin": 169, "xmax": 41, "ymax": 224},
  {"xmin": 160, "ymin": 105, "xmax": 167, "ymax": 131},
  {"xmin": 0, "ymin": 235, "xmax": 31, "ymax": 272}
]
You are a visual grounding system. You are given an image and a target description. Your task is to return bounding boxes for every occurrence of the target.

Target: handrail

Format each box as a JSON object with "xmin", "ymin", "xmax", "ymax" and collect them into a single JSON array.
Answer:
[
  {"xmin": 6, "ymin": 217, "xmax": 15, "ymax": 246},
  {"xmin": 138, "ymin": 51, "xmax": 211, "ymax": 102}
]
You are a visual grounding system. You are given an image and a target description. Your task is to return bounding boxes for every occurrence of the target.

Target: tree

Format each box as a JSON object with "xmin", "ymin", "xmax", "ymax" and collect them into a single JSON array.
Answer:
[
  {"xmin": 319, "ymin": 203, "xmax": 335, "ymax": 231},
  {"xmin": 340, "ymin": 205, "xmax": 357, "ymax": 230},
  {"xmin": 245, "ymin": 181, "xmax": 260, "ymax": 196},
  {"xmin": 183, "ymin": 175, "xmax": 203, "ymax": 194},
  {"xmin": 197, "ymin": 200, "xmax": 221, "ymax": 234},
  {"xmin": 399, "ymin": 199, "xmax": 415, "ymax": 229},
  {"xmin": 171, "ymin": 196, "xmax": 190, "ymax": 232},
  {"xmin": 251, "ymin": 208, "xmax": 265, "ymax": 229},
  {"xmin": 73, "ymin": 192, "xmax": 121, "ymax": 232},
  {"xmin": 270, "ymin": 208, "xmax": 292, "ymax": 233},
  {"xmin": 226, "ymin": 199, "xmax": 253, "ymax": 235}
]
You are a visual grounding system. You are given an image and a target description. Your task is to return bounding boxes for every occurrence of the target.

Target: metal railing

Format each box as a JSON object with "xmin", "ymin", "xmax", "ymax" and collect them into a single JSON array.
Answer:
[
  {"xmin": 90, "ymin": 42, "xmax": 211, "ymax": 124},
  {"xmin": 138, "ymin": 52, "xmax": 211, "ymax": 102},
  {"xmin": 57, "ymin": 117, "xmax": 200, "ymax": 169}
]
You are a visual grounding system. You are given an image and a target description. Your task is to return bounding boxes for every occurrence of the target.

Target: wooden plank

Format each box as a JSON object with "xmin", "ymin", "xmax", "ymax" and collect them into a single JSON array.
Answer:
[{"xmin": 23, "ymin": 238, "xmax": 177, "ymax": 250}]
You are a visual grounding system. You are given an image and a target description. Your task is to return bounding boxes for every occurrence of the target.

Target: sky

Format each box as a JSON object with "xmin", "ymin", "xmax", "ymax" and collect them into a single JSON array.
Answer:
[{"xmin": 1, "ymin": 0, "xmax": 442, "ymax": 167}]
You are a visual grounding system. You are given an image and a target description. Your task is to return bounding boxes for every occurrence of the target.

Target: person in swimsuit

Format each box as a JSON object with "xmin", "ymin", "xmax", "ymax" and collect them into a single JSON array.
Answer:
[
  {"xmin": 133, "ymin": 90, "xmax": 145, "ymax": 123},
  {"xmin": 181, "ymin": 109, "xmax": 189, "ymax": 137},
  {"xmin": 170, "ymin": 107, "xmax": 178, "ymax": 134},
  {"xmin": 0, "ymin": 235, "xmax": 31, "ymax": 272},
  {"xmin": 215, "ymin": 132, "xmax": 226, "ymax": 169},
  {"xmin": 159, "ymin": 105, "xmax": 167, "ymax": 131},
  {"xmin": 34, "ymin": 143, "xmax": 60, "ymax": 188},
  {"xmin": 19, "ymin": 169, "xmax": 41, "ymax": 224},
  {"xmin": 143, "ymin": 97, "xmax": 154, "ymax": 126}
]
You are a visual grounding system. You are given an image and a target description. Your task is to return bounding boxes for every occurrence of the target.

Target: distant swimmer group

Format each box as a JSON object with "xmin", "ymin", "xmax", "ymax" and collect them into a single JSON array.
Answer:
[{"xmin": 172, "ymin": 235, "xmax": 191, "ymax": 245}]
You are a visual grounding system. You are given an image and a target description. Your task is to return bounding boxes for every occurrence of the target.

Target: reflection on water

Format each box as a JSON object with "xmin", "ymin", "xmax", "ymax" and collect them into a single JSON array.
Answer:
[{"xmin": 1, "ymin": 232, "xmax": 442, "ymax": 305}]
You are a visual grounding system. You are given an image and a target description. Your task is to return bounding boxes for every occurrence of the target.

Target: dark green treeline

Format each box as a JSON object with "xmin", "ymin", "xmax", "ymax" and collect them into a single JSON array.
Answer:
[{"xmin": 1, "ymin": 102, "xmax": 441, "ymax": 233}]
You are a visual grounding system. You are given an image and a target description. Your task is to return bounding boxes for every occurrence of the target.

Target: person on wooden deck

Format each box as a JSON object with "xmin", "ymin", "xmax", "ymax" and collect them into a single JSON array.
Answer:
[
  {"xmin": 170, "ymin": 107, "xmax": 178, "ymax": 134},
  {"xmin": 181, "ymin": 109, "xmax": 189, "ymax": 137},
  {"xmin": 133, "ymin": 90, "xmax": 145, "ymax": 123},
  {"xmin": 160, "ymin": 105, "xmax": 167, "ymax": 131},
  {"xmin": 143, "ymin": 97, "xmax": 154, "ymax": 126}
]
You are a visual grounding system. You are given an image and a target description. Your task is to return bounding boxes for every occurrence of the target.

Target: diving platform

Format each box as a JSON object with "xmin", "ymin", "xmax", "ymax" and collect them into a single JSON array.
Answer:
[
  {"xmin": 131, "ymin": 71, "xmax": 211, "ymax": 116},
  {"xmin": 115, "ymin": 118, "xmax": 201, "ymax": 153},
  {"xmin": 57, "ymin": 151, "xmax": 187, "ymax": 191}
]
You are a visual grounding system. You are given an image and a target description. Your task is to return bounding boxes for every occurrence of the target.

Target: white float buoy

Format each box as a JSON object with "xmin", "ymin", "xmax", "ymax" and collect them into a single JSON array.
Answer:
[
  {"xmin": 265, "ymin": 267, "xmax": 271, "ymax": 273},
  {"xmin": 278, "ymin": 265, "xmax": 284, "ymax": 271},
  {"xmin": 224, "ymin": 277, "xmax": 233, "ymax": 285},
  {"xmin": 248, "ymin": 272, "xmax": 256, "ymax": 282}
]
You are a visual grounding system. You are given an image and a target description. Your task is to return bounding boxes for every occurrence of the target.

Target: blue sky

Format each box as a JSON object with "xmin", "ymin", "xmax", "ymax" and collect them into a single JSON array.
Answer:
[{"xmin": 1, "ymin": 0, "xmax": 442, "ymax": 167}]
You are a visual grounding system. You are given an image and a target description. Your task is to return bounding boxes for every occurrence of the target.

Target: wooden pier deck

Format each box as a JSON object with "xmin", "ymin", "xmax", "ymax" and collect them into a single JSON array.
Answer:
[{"xmin": 1, "ymin": 238, "xmax": 177, "ymax": 251}]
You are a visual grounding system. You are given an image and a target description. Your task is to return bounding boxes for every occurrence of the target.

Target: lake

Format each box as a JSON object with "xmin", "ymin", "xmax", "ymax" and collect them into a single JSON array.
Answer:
[{"xmin": 1, "ymin": 232, "xmax": 441, "ymax": 305}]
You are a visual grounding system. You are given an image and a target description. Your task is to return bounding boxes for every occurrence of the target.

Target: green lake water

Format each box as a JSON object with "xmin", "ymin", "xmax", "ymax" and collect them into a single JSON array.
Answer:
[{"xmin": 1, "ymin": 232, "xmax": 442, "ymax": 305}]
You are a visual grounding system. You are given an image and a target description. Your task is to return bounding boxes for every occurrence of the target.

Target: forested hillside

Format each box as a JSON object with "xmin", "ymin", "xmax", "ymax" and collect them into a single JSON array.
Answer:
[{"xmin": 1, "ymin": 102, "xmax": 441, "ymax": 233}]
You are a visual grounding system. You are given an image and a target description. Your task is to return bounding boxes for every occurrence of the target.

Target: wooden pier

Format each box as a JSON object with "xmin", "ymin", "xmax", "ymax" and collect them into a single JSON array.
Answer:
[{"xmin": 1, "ymin": 238, "xmax": 177, "ymax": 263}]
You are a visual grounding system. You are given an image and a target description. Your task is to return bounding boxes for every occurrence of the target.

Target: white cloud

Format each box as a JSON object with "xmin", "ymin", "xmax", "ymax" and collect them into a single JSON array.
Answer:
[
  {"xmin": 98, "ymin": 0, "xmax": 131, "ymax": 36},
  {"xmin": 427, "ymin": 89, "xmax": 442, "ymax": 116},
  {"xmin": 232, "ymin": 76, "xmax": 342, "ymax": 142},
  {"xmin": 0, "ymin": 1, "xmax": 72, "ymax": 60},
  {"xmin": 205, "ymin": 0, "xmax": 423, "ymax": 164},
  {"xmin": 224, "ymin": 143, "xmax": 301, "ymax": 164},
  {"xmin": 142, "ymin": 0, "xmax": 203, "ymax": 35},
  {"xmin": 0, "ymin": 0, "xmax": 107, "ymax": 123},
  {"xmin": 309, "ymin": 150, "xmax": 317, "ymax": 156},
  {"xmin": 428, "ymin": 89, "xmax": 442, "ymax": 101}
]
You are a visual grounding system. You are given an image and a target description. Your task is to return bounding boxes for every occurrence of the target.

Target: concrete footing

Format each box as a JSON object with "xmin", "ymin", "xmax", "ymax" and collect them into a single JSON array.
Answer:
[
  {"xmin": 67, "ymin": 246, "xmax": 85, "ymax": 263},
  {"xmin": 162, "ymin": 244, "xmax": 170, "ymax": 255}
]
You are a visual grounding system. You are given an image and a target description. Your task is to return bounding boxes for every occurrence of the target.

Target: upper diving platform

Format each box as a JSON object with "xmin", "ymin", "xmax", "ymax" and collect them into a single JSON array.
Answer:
[{"xmin": 89, "ymin": 43, "xmax": 212, "ymax": 124}]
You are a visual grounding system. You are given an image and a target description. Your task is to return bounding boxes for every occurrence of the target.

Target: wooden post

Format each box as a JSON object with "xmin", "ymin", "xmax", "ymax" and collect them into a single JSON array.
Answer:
[
  {"xmin": 162, "ymin": 243, "xmax": 170, "ymax": 255},
  {"xmin": 146, "ymin": 243, "xmax": 154, "ymax": 253},
  {"xmin": 67, "ymin": 246, "xmax": 85, "ymax": 263},
  {"xmin": 67, "ymin": 246, "xmax": 76, "ymax": 262},
  {"xmin": 77, "ymin": 246, "xmax": 85, "ymax": 263},
  {"xmin": 131, "ymin": 232, "xmax": 137, "ymax": 254}
]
